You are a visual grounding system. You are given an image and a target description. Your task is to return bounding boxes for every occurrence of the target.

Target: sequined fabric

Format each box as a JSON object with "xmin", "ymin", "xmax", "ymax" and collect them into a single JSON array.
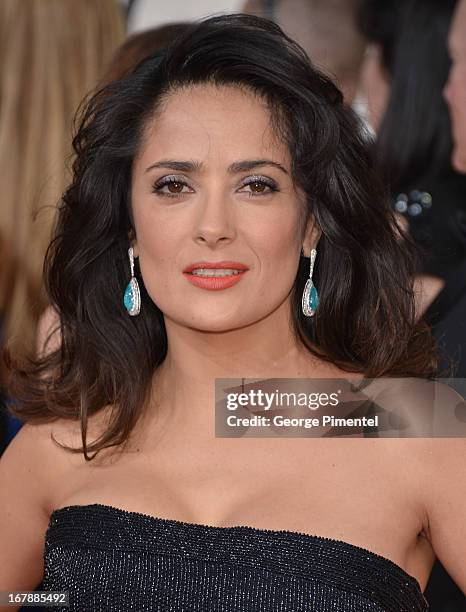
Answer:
[{"xmin": 42, "ymin": 504, "xmax": 429, "ymax": 611}]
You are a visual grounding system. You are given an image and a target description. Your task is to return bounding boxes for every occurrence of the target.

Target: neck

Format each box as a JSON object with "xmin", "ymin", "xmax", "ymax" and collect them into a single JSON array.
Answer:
[{"xmin": 147, "ymin": 299, "xmax": 321, "ymax": 434}]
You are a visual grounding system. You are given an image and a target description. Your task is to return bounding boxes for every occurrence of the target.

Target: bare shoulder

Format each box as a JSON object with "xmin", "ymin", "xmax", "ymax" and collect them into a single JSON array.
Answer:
[
  {"xmin": 0, "ymin": 421, "xmax": 60, "ymax": 594},
  {"xmin": 0, "ymin": 420, "xmax": 71, "ymax": 516},
  {"xmin": 0, "ymin": 406, "xmax": 127, "ymax": 598},
  {"xmin": 1, "ymin": 421, "xmax": 58, "ymax": 501},
  {"xmin": 0, "ymin": 406, "xmax": 116, "ymax": 510}
]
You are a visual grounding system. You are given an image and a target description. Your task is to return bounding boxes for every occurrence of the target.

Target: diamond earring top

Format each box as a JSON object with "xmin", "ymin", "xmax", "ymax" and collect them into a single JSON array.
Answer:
[{"xmin": 302, "ymin": 248, "xmax": 319, "ymax": 317}]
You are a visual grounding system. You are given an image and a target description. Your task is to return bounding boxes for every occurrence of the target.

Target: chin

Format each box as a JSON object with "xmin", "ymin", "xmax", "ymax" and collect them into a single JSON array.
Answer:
[
  {"xmin": 452, "ymin": 146, "xmax": 466, "ymax": 174},
  {"xmin": 184, "ymin": 318, "xmax": 251, "ymax": 333},
  {"xmin": 176, "ymin": 308, "xmax": 267, "ymax": 333}
]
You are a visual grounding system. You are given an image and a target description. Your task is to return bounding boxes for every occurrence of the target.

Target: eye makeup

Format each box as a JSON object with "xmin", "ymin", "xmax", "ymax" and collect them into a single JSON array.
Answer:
[{"xmin": 151, "ymin": 174, "xmax": 280, "ymax": 199}]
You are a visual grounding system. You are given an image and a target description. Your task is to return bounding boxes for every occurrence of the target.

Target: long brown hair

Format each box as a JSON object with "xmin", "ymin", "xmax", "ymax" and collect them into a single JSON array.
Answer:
[
  {"xmin": 4, "ymin": 14, "xmax": 437, "ymax": 461},
  {"xmin": 0, "ymin": 0, "xmax": 124, "ymax": 355}
]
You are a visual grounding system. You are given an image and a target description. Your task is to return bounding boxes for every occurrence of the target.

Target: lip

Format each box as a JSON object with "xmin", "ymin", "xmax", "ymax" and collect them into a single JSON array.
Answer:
[
  {"xmin": 183, "ymin": 261, "xmax": 249, "ymax": 291},
  {"xmin": 185, "ymin": 273, "xmax": 247, "ymax": 291},
  {"xmin": 183, "ymin": 261, "xmax": 249, "ymax": 273}
]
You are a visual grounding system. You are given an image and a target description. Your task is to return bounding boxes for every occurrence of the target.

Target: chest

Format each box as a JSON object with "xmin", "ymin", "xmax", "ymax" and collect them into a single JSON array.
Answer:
[{"xmin": 50, "ymin": 438, "xmax": 422, "ymax": 548}]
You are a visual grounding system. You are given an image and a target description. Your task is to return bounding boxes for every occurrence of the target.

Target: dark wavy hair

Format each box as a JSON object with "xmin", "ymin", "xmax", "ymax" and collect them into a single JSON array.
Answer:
[
  {"xmin": 358, "ymin": 0, "xmax": 457, "ymax": 190},
  {"xmin": 5, "ymin": 13, "xmax": 437, "ymax": 460}
]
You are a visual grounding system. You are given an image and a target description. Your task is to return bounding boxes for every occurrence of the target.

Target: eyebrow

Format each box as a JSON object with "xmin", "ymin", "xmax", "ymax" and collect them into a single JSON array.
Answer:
[{"xmin": 145, "ymin": 159, "xmax": 289, "ymax": 175}]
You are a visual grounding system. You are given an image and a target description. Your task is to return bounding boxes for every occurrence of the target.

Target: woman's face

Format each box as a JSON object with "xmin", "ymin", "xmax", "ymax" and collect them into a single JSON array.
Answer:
[
  {"xmin": 444, "ymin": 0, "xmax": 466, "ymax": 173},
  {"xmin": 131, "ymin": 83, "xmax": 315, "ymax": 332}
]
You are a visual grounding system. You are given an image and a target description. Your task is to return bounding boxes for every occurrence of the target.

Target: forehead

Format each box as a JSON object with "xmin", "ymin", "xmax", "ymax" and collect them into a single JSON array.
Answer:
[
  {"xmin": 137, "ymin": 83, "xmax": 289, "ymax": 165},
  {"xmin": 450, "ymin": 0, "xmax": 466, "ymax": 52}
]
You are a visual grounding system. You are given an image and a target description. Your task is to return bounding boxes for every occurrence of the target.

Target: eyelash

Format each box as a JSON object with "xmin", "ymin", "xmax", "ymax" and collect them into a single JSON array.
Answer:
[{"xmin": 151, "ymin": 175, "xmax": 279, "ymax": 199}]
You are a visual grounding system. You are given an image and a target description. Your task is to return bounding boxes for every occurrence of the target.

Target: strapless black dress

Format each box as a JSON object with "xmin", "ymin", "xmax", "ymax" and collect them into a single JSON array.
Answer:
[{"xmin": 42, "ymin": 504, "xmax": 428, "ymax": 611}]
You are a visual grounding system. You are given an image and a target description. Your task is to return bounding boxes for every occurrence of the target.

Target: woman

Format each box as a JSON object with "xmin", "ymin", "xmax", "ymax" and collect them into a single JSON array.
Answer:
[
  {"xmin": 358, "ymin": 0, "xmax": 466, "ymax": 378},
  {"xmin": 0, "ymin": 14, "xmax": 464, "ymax": 611}
]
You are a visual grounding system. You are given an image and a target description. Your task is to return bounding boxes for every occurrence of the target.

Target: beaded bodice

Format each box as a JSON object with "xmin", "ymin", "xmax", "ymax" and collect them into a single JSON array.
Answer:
[{"xmin": 42, "ymin": 503, "xmax": 428, "ymax": 611}]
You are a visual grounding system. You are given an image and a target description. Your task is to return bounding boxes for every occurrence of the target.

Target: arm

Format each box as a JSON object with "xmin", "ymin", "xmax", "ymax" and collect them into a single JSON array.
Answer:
[{"xmin": 0, "ymin": 423, "xmax": 55, "ymax": 611}]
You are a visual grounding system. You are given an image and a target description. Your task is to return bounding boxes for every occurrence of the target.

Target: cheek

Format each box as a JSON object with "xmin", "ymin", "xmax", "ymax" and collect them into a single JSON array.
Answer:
[
  {"xmin": 133, "ymin": 219, "xmax": 165, "ymax": 272},
  {"xmin": 133, "ymin": 194, "xmax": 186, "ymax": 258},
  {"xmin": 132, "ymin": 207, "xmax": 185, "ymax": 299},
  {"xmin": 251, "ymin": 213, "xmax": 302, "ymax": 280},
  {"xmin": 136, "ymin": 237, "xmax": 171, "ymax": 300}
]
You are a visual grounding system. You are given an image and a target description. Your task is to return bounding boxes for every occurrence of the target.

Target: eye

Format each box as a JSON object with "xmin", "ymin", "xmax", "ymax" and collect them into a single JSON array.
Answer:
[
  {"xmin": 151, "ymin": 174, "xmax": 280, "ymax": 199},
  {"xmin": 238, "ymin": 176, "xmax": 279, "ymax": 197},
  {"xmin": 152, "ymin": 176, "xmax": 194, "ymax": 199}
]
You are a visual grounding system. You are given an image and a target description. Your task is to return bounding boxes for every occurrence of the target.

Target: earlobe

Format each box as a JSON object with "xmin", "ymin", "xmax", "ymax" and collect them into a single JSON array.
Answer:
[
  {"xmin": 128, "ymin": 228, "xmax": 139, "ymax": 258},
  {"xmin": 302, "ymin": 219, "xmax": 321, "ymax": 257}
]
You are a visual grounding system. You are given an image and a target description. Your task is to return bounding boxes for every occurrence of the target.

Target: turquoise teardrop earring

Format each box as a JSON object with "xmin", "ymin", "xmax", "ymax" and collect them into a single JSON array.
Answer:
[
  {"xmin": 123, "ymin": 247, "xmax": 141, "ymax": 316},
  {"xmin": 302, "ymin": 248, "xmax": 319, "ymax": 317}
]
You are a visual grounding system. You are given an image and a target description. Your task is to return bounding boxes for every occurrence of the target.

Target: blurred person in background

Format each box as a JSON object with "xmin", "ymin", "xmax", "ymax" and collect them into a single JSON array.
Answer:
[
  {"xmin": 244, "ymin": 0, "xmax": 366, "ymax": 104},
  {"xmin": 0, "ymin": 0, "xmax": 125, "ymax": 452},
  {"xmin": 445, "ymin": 0, "xmax": 466, "ymax": 175},
  {"xmin": 358, "ymin": 0, "xmax": 466, "ymax": 376},
  {"xmin": 101, "ymin": 22, "xmax": 192, "ymax": 84},
  {"xmin": 0, "ymin": 0, "xmax": 124, "ymax": 357},
  {"xmin": 126, "ymin": 0, "xmax": 244, "ymax": 33},
  {"xmin": 127, "ymin": 0, "xmax": 366, "ymax": 105},
  {"xmin": 434, "ymin": 0, "xmax": 466, "ymax": 399}
]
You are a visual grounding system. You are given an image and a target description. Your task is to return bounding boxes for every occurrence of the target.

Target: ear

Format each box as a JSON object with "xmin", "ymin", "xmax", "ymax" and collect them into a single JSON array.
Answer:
[{"xmin": 301, "ymin": 215, "xmax": 321, "ymax": 257}]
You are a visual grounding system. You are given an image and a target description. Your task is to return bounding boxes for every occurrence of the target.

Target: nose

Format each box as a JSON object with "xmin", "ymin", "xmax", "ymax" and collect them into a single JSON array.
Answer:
[{"xmin": 193, "ymin": 192, "xmax": 236, "ymax": 248}]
